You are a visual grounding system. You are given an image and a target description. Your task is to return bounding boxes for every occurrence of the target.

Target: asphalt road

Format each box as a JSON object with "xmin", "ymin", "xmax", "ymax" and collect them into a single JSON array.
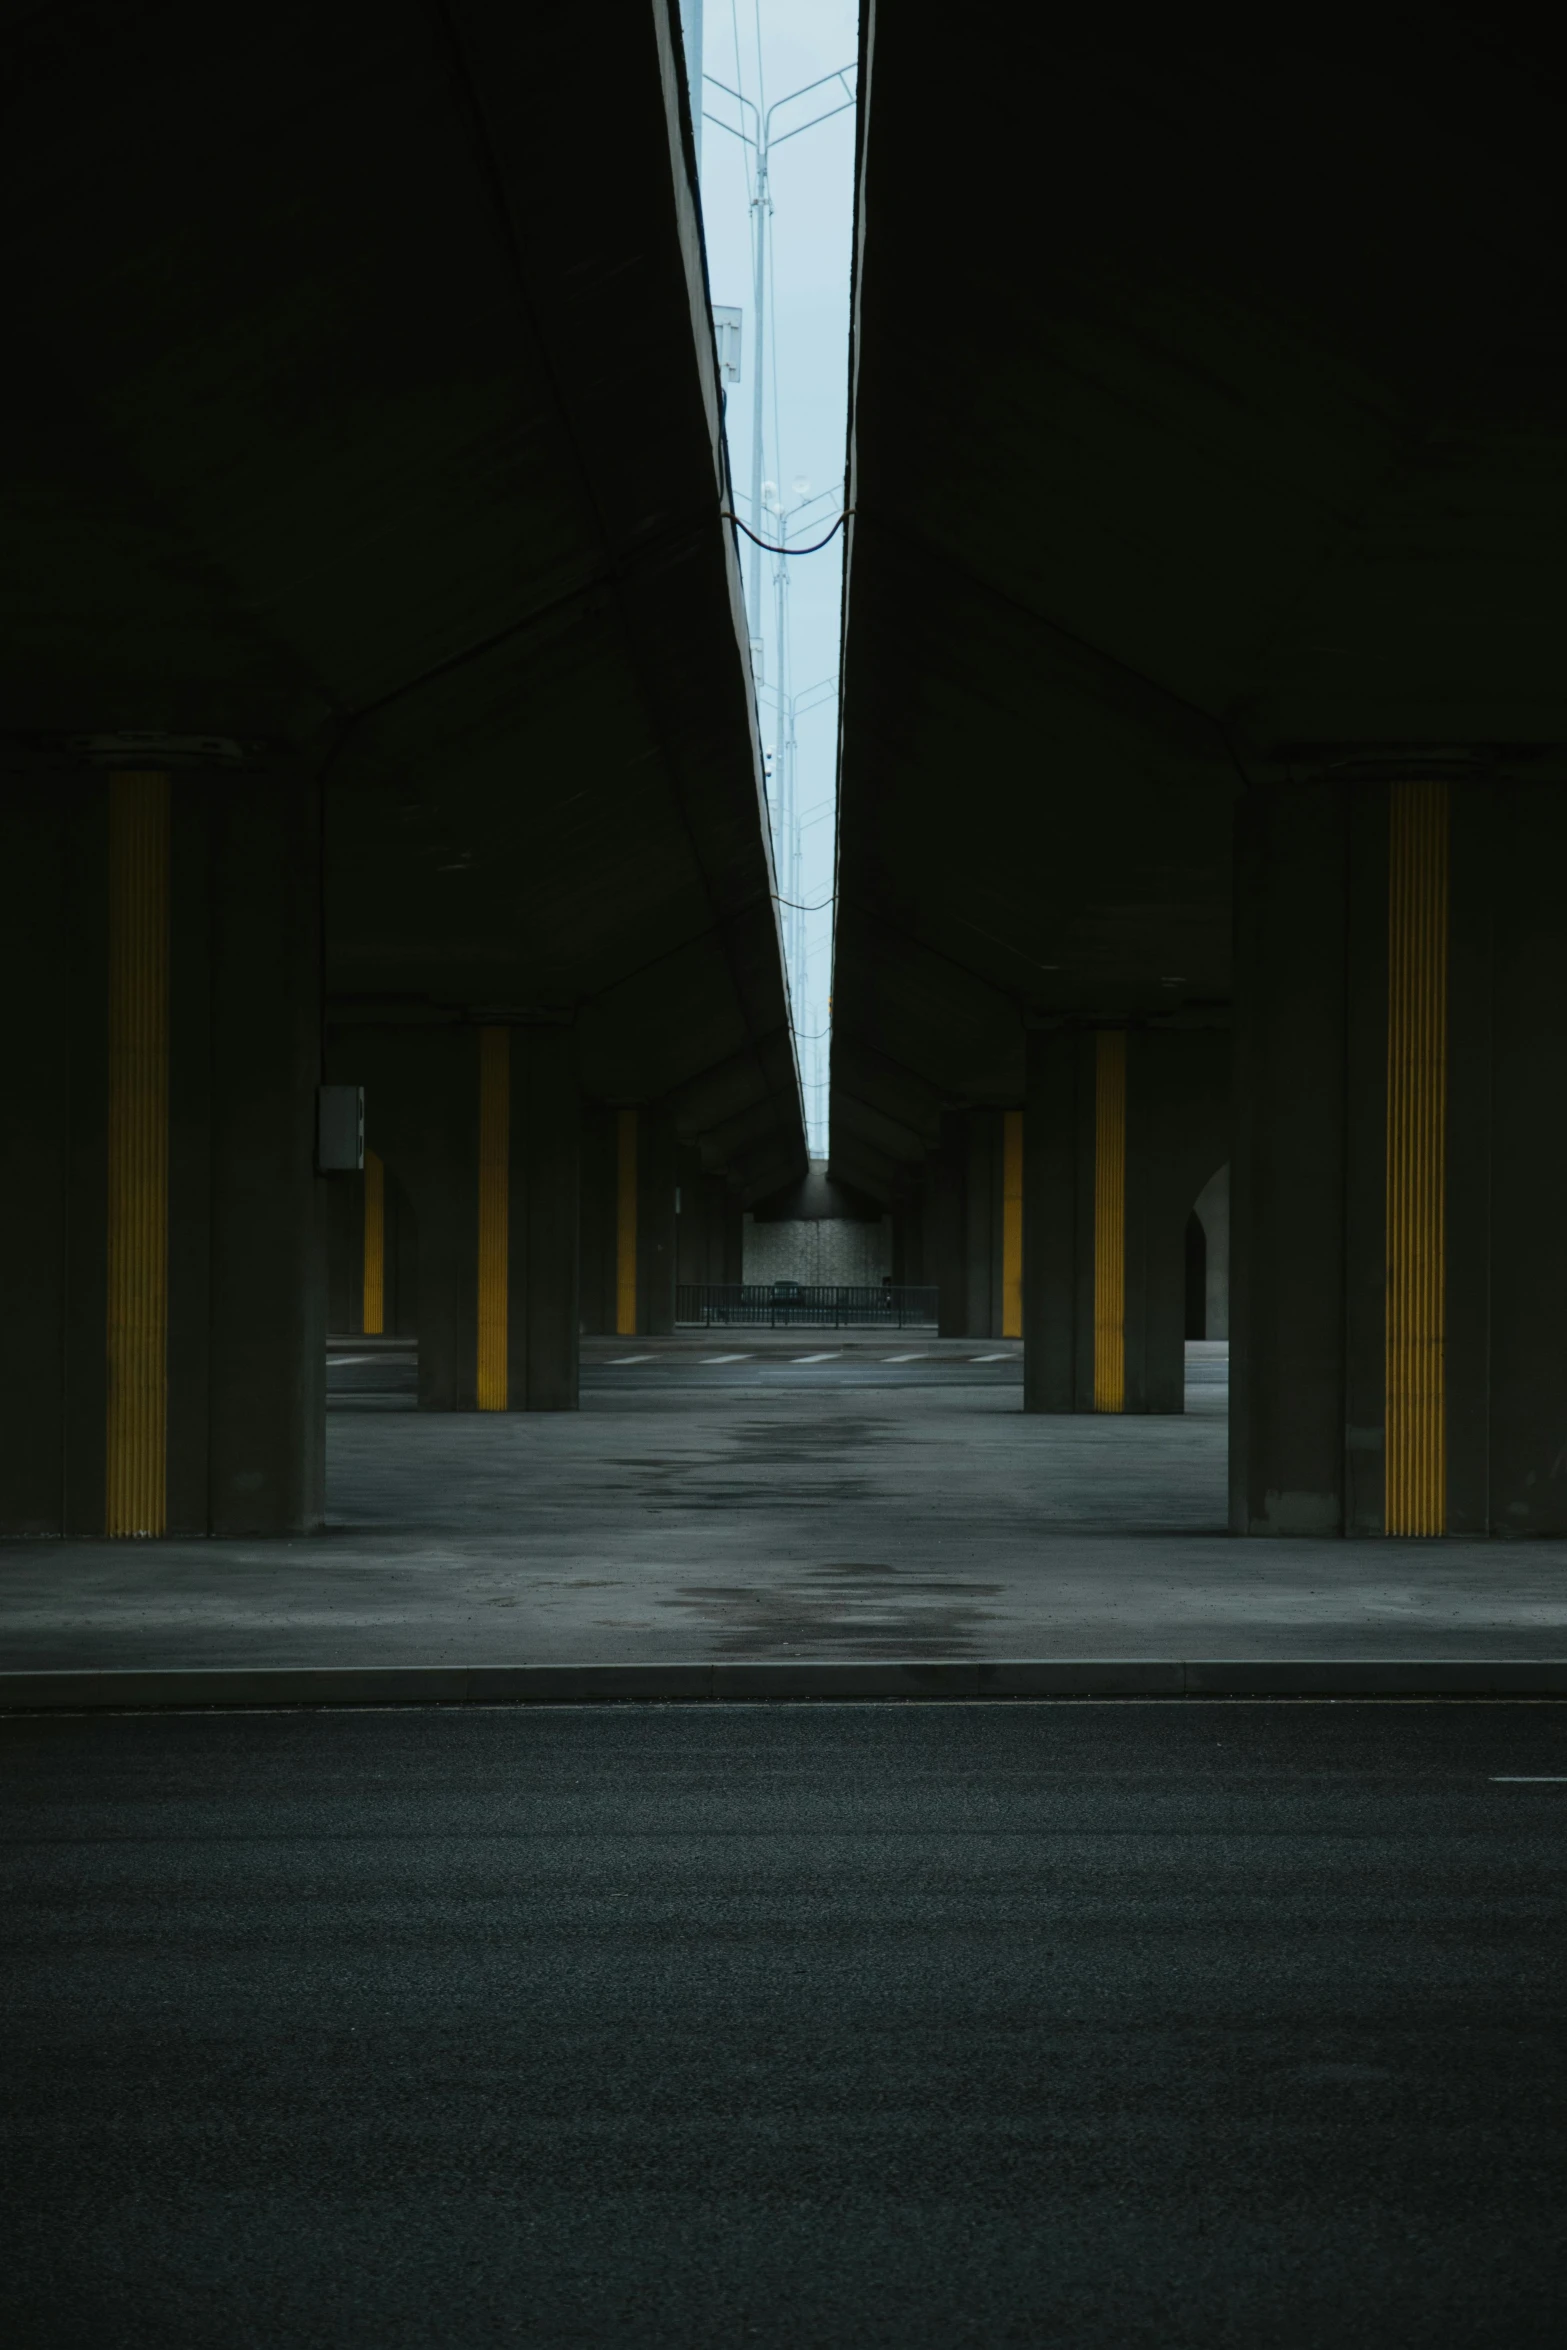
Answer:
[{"xmin": 4, "ymin": 1702, "xmax": 1565, "ymax": 2345}]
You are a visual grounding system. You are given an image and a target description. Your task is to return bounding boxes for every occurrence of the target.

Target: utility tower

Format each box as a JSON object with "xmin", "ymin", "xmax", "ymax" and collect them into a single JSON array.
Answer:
[{"xmin": 702, "ymin": 64, "xmax": 855, "ymax": 634}]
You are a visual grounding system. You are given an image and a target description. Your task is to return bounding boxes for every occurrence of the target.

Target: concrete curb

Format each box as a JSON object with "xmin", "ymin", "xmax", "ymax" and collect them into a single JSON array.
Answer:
[{"xmin": 3, "ymin": 1660, "xmax": 1567, "ymax": 1710}]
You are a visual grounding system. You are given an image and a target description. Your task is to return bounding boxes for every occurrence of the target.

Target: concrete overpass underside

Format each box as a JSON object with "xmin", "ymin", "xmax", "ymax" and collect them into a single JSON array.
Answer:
[
  {"xmin": 4, "ymin": 15, "xmax": 1567, "ymax": 2323},
  {"xmin": 832, "ymin": 0, "xmax": 1567, "ymax": 1533},
  {"xmin": 0, "ymin": 0, "xmax": 803, "ymax": 1536}
]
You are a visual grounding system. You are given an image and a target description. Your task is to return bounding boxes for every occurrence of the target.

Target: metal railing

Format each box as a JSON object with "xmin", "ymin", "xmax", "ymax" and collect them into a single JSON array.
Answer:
[{"xmin": 676, "ymin": 1282, "xmax": 939, "ymax": 1329}]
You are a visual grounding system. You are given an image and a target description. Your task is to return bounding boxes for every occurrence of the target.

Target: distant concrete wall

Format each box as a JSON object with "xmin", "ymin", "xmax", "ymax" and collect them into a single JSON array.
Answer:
[
  {"xmin": 742, "ymin": 1216, "xmax": 893, "ymax": 1286},
  {"xmin": 1194, "ymin": 1164, "xmax": 1229, "ymax": 1340}
]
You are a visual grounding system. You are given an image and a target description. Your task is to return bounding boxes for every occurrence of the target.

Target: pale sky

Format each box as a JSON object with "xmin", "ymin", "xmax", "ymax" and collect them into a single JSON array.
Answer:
[{"xmin": 693, "ymin": 0, "xmax": 859, "ymax": 1157}]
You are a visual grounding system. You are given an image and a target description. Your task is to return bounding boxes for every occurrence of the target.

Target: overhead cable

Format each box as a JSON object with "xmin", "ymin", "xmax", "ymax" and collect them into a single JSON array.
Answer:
[{"xmin": 727, "ymin": 510, "xmax": 852, "ymax": 556}]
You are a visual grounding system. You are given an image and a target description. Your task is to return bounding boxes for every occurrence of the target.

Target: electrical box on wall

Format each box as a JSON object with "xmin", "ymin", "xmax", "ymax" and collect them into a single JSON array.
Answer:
[
  {"xmin": 711, "ymin": 305, "xmax": 742, "ymax": 383},
  {"xmin": 317, "ymin": 1085, "xmax": 364, "ymax": 1173}
]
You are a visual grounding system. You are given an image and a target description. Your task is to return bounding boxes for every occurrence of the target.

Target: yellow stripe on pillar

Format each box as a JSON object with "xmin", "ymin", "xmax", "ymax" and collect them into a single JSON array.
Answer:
[
  {"xmin": 1385, "ymin": 781, "xmax": 1449, "ymax": 1535},
  {"xmin": 615, "ymin": 1109, "xmax": 638, "ymax": 1337},
  {"xmin": 476, "ymin": 1029, "xmax": 509, "ymax": 1410},
  {"xmin": 105, "ymin": 773, "xmax": 170, "ymax": 1536},
  {"xmin": 1001, "ymin": 1109, "xmax": 1023, "ymax": 1339},
  {"xmin": 1092, "ymin": 1031, "xmax": 1126, "ymax": 1412},
  {"xmin": 363, "ymin": 1148, "xmax": 385, "ymax": 1336}
]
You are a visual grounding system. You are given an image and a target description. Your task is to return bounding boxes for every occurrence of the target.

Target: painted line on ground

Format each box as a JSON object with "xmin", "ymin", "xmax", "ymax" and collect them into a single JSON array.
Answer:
[{"xmin": 4, "ymin": 1661, "xmax": 1566, "ymax": 1712}]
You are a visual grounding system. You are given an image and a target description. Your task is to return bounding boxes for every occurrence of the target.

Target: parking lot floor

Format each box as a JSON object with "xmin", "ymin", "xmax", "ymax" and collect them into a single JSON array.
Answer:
[{"xmin": 3, "ymin": 1341, "xmax": 1566, "ymax": 1671}]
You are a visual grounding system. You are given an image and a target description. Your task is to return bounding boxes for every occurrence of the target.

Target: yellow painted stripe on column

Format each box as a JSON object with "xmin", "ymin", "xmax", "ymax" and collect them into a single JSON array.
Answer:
[
  {"xmin": 1385, "ymin": 780, "xmax": 1448, "ymax": 1535},
  {"xmin": 1001, "ymin": 1109, "xmax": 1024, "ymax": 1339},
  {"xmin": 476, "ymin": 1028, "xmax": 509, "ymax": 1410},
  {"xmin": 362, "ymin": 1148, "xmax": 385, "ymax": 1336},
  {"xmin": 105, "ymin": 773, "xmax": 170, "ymax": 1536},
  {"xmin": 1092, "ymin": 1031, "xmax": 1126, "ymax": 1412},
  {"xmin": 615, "ymin": 1109, "xmax": 638, "ymax": 1336}
]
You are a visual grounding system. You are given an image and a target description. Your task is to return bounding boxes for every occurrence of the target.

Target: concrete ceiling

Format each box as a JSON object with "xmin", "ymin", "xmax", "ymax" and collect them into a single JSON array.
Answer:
[
  {"xmin": 830, "ymin": 0, "xmax": 1567, "ymax": 1198},
  {"xmin": 0, "ymin": 0, "xmax": 805, "ymax": 1198}
]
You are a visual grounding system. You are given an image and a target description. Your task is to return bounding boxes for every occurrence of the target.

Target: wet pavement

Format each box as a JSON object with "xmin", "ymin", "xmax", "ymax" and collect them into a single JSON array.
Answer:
[{"xmin": 3, "ymin": 1341, "xmax": 1566, "ymax": 1670}]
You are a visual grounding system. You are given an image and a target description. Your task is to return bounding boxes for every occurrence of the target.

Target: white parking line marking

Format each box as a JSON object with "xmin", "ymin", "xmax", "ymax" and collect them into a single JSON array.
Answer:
[
  {"xmin": 970, "ymin": 1353, "xmax": 1012, "ymax": 1362},
  {"xmin": 1491, "ymin": 1775, "xmax": 1567, "ymax": 1782},
  {"xmin": 699, "ymin": 1354, "xmax": 750, "ymax": 1364},
  {"xmin": 609, "ymin": 1355, "xmax": 654, "ymax": 1365},
  {"xmin": 792, "ymin": 1353, "xmax": 840, "ymax": 1363},
  {"xmin": 882, "ymin": 1353, "xmax": 924, "ymax": 1362}
]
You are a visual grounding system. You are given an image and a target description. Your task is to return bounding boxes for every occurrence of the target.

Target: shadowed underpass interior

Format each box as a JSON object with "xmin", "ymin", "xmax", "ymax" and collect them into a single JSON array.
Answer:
[
  {"xmin": 7, "ymin": 4, "xmax": 1567, "ymax": 2341},
  {"xmin": 5, "ymin": 1700, "xmax": 1565, "ymax": 2349}
]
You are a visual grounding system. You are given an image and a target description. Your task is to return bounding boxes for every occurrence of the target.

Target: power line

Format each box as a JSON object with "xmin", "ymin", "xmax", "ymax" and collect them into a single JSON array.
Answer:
[{"xmin": 725, "ymin": 509, "xmax": 850, "ymax": 555}]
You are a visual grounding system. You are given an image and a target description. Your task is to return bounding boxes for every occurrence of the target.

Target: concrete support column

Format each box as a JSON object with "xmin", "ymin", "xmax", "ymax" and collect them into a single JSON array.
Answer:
[
  {"xmin": 930, "ymin": 1110, "xmax": 1013, "ymax": 1337},
  {"xmin": 505, "ymin": 1024, "xmax": 580, "ymax": 1410},
  {"xmin": 638, "ymin": 1110, "xmax": 678, "ymax": 1335},
  {"xmin": 720, "ymin": 1184, "xmax": 744, "ymax": 1286},
  {"xmin": 928, "ymin": 1116, "xmax": 966, "ymax": 1336},
  {"xmin": 1233, "ymin": 771, "xmax": 1567, "ymax": 1536},
  {"xmin": 891, "ymin": 1186, "xmax": 926, "ymax": 1288},
  {"xmin": 576, "ymin": 1106, "xmax": 618, "ymax": 1336},
  {"xmin": 327, "ymin": 1150, "xmax": 416, "ymax": 1336},
  {"xmin": 1193, "ymin": 1165, "xmax": 1230, "ymax": 1340},
  {"xmin": 675, "ymin": 1148, "xmax": 743, "ymax": 1292},
  {"xmin": 372, "ymin": 1029, "xmax": 477, "ymax": 1410},
  {"xmin": 206, "ymin": 778, "xmax": 328, "ymax": 1526},
  {"xmin": 327, "ymin": 1166, "xmax": 362, "ymax": 1335},
  {"xmin": 1000, "ymin": 1109, "xmax": 1023, "ymax": 1339},
  {"xmin": 0, "ymin": 763, "xmax": 325, "ymax": 1537},
  {"xmin": 1023, "ymin": 1024, "xmax": 1229, "ymax": 1414},
  {"xmin": 336, "ymin": 1019, "xmax": 578, "ymax": 1409},
  {"xmin": 579, "ymin": 1105, "xmax": 694, "ymax": 1334},
  {"xmin": 964, "ymin": 1114, "xmax": 1003, "ymax": 1337},
  {"xmin": 616, "ymin": 1110, "xmax": 639, "ymax": 1335}
]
